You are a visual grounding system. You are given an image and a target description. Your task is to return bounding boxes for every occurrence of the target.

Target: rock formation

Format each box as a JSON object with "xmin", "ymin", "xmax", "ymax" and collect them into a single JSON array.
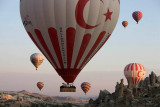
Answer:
[{"xmin": 86, "ymin": 71, "xmax": 160, "ymax": 107}]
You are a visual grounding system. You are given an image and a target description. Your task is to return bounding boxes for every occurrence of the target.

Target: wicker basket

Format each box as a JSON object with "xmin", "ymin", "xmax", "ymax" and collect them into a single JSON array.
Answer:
[{"xmin": 60, "ymin": 87, "xmax": 76, "ymax": 92}]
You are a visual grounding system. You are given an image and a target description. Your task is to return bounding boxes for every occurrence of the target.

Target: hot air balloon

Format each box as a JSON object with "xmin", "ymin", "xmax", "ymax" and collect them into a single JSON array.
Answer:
[
  {"xmin": 37, "ymin": 82, "xmax": 44, "ymax": 90},
  {"xmin": 30, "ymin": 53, "xmax": 44, "ymax": 70},
  {"xmin": 124, "ymin": 63, "xmax": 145, "ymax": 88},
  {"xmin": 81, "ymin": 82, "xmax": 91, "ymax": 95},
  {"xmin": 20, "ymin": 0, "xmax": 120, "ymax": 91},
  {"xmin": 122, "ymin": 21, "xmax": 128, "ymax": 28},
  {"xmin": 132, "ymin": 11, "xmax": 143, "ymax": 24}
]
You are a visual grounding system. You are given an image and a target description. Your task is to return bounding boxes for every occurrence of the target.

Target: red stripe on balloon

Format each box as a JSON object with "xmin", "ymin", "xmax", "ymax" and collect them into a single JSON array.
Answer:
[
  {"xmin": 135, "ymin": 63, "xmax": 138, "ymax": 71},
  {"xmin": 125, "ymin": 64, "xmax": 129, "ymax": 71},
  {"xmin": 131, "ymin": 63, "xmax": 134, "ymax": 71},
  {"xmin": 28, "ymin": 32, "xmax": 57, "ymax": 69},
  {"xmin": 79, "ymin": 31, "xmax": 107, "ymax": 69},
  {"xmin": 94, "ymin": 33, "xmax": 110, "ymax": 54},
  {"xmin": 48, "ymin": 27, "xmax": 64, "ymax": 69},
  {"xmin": 139, "ymin": 64, "xmax": 142, "ymax": 70},
  {"xmin": 131, "ymin": 64, "xmax": 134, "ymax": 84},
  {"xmin": 74, "ymin": 33, "xmax": 91, "ymax": 68},
  {"xmin": 82, "ymin": 33, "xmax": 110, "ymax": 69},
  {"xmin": 118, "ymin": 0, "xmax": 120, "ymax": 4},
  {"xmin": 66, "ymin": 27, "xmax": 76, "ymax": 68},
  {"xmin": 80, "ymin": 33, "xmax": 110, "ymax": 69},
  {"xmin": 34, "ymin": 29, "xmax": 58, "ymax": 68},
  {"xmin": 126, "ymin": 64, "xmax": 130, "ymax": 71}
]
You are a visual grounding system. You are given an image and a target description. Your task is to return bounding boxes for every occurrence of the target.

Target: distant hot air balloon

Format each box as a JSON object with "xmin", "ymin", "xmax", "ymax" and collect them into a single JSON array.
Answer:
[
  {"xmin": 81, "ymin": 82, "xmax": 91, "ymax": 95},
  {"xmin": 122, "ymin": 21, "xmax": 128, "ymax": 28},
  {"xmin": 37, "ymin": 82, "xmax": 44, "ymax": 90},
  {"xmin": 30, "ymin": 53, "xmax": 44, "ymax": 70},
  {"xmin": 132, "ymin": 11, "xmax": 143, "ymax": 24},
  {"xmin": 124, "ymin": 63, "xmax": 145, "ymax": 88},
  {"xmin": 20, "ymin": 0, "xmax": 120, "ymax": 88}
]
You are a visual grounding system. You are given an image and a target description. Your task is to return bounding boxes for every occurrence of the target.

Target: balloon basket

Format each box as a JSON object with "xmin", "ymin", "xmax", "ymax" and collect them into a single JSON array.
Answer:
[{"xmin": 60, "ymin": 84, "xmax": 76, "ymax": 92}]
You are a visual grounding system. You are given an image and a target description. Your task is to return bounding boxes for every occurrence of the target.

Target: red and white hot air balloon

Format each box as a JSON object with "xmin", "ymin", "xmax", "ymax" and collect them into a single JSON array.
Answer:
[
  {"xmin": 124, "ymin": 63, "xmax": 146, "ymax": 87},
  {"xmin": 20, "ymin": 0, "xmax": 120, "ymax": 85}
]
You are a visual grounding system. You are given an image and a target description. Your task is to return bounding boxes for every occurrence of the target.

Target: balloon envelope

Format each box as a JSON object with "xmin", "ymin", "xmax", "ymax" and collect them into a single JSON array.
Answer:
[
  {"xmin": 122, "ymin": 21, "xmax": 128, "ymax": 28},
  {"xmin": 37, "ymin": 82, "xmax": 44, "ymax": 90},
  {"xmin": 30, "ymin": 53, "xmax": 44, "ymax": 70},
  {"xmin": 20, "ymin": 0, "xmax": 120, "ymax": 83},
  {"xmin": 124, "ymin": 63, "xmax": 145, "ymax": 86},
  {"xmin": 132, "ymin": 11, "xmax": 143, "ymax": 24},
  {"xmin": 81, "ymin": 82, "xmax": 91, "ymax": 94}
]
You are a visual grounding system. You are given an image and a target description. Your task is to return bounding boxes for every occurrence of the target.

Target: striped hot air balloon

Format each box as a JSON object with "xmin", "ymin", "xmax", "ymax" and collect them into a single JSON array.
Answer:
[
  {"xmin": 37, "ymin": 82, "xmax": 44, "ymax": 90},
  {"xmin": 30, "ymin": 53, "xmax": 44, "ymax": 70},
  {"xmin": 132, "ymin": 11, "xmax": 143, "ymax": 24},
  {"xmin": 122, "ymin": 21, "xmax": 128, "ymax": 28},
  {"xmin": 81, "ymin": 82, "xmax": 91, "ymax": 95},
  {"xmin": 20, "ymin": 0, "xmax": 120, "ymax": 84},
  {"xmin": 124, "ymin": 63, "xmax": 145, "ymax": 87}
]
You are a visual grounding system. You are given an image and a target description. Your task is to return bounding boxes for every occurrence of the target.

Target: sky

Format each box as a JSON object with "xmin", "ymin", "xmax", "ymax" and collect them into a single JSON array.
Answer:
[{"xmin": 0, "ymin": 0, "xmax": 160, "ymax": 98}]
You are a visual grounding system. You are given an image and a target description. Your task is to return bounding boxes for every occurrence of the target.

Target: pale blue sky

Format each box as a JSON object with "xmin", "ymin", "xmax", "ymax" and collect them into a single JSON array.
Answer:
[{"xmin": 0, "ymin": 0, "xmax": 160, "ymax": 97}]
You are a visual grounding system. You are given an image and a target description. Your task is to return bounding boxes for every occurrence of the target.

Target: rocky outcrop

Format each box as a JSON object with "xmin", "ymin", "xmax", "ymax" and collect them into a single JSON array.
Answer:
[
  {"xmin": 157, "ymin": 76, "xmax": 160, "ymax": 83},
  {"xmin": 86, "ymin": 71, "xmax": 160, "ymax": 107},
  {"xmin": 150, "ymin": 71, "xmax": 157, "ymax": 85}
]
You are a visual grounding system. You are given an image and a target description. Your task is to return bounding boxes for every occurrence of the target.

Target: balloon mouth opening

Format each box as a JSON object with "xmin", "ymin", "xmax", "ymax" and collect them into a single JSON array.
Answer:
[
  {"xmin": 61, "ymin": 75, "xmax": 77, "ymax": 83},
  {"xmin": 56, "ymin": 69, "xmax": 81, "ymax": 83}
]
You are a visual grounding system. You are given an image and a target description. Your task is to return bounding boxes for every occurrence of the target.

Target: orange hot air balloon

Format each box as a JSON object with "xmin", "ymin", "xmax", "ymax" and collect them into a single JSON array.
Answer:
[
  {"xmin": 81, "ymin": 82, "xmax": 91, "ymax": 95},
  {"xmin": 124, "ymin": 63, "xmax": 145, "ymax": 87},
  {"xmin": 122, "ymin": 21, "xmax": 128, "ymax": 28},
  {"xmin": 37, "ymin": 82, "xmax": 44, "ymax": 91},
  {"xmin": 132, "ymin": 11, "xmax": 143, "ymax": 24},
  {"xmin": 20, "ymin": 0, "xmax": 120, "ymax": 85}
]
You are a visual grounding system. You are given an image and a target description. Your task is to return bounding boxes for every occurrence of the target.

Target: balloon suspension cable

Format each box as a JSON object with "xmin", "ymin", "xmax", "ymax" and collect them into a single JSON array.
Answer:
[{"xmin": 36, "ymin": 68, "xmax": 37, "ymax": 71}]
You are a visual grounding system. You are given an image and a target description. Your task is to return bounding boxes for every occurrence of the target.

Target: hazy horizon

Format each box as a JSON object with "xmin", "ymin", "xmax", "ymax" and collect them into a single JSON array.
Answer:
[{"xmin": 0, "ymin": 70, "xmax": 159, "ymax": 98}]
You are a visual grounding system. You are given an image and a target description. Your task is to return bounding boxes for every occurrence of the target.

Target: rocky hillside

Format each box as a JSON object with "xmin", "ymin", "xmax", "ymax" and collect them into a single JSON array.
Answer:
[
  {"xmin": 0, "ymin": 90, "xmax": 87, "ymax": 107},
  {"xmin": 54, "ymin": 96, "xmax": 87, "ymax": 103},
  {"xmin": 18, "ymin": 90, "xmax": 87, "ymax": 103},
  {"xmin": 86, "ymin": 71, "xmax": 160, "ymax": 107}
]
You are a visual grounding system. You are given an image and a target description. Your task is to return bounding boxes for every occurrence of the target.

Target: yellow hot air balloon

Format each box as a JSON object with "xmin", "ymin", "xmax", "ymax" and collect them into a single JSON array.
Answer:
[{"xmin": 30, "ymin": 53, "xmax": 44, "ymax": 70}]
